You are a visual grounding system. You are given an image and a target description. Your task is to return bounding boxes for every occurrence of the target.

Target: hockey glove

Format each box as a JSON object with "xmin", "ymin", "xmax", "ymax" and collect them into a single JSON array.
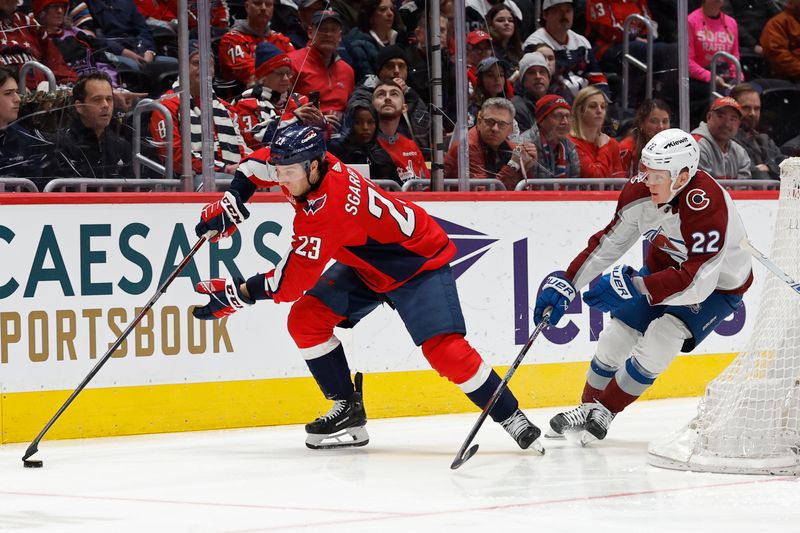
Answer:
[
  {"xmin": 582, "ymin": 265, "xmax": 641, "ymax": 313},
  {"xmin": 195, "ymin": 190, "xmax": 250, "ymax": 243},
  {"xmin": 534, "ymin": 274, "xmax": 577, "ymax": 327},
  {"xmin": 193, "ymin": 277, "xmax": 254, "ymax": 320}
]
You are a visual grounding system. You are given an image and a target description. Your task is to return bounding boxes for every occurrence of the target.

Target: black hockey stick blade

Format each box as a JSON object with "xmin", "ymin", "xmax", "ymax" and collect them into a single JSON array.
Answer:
[
  {"xmin": 21, "ymin": 236, "xmax": 208, "ymax": 466},
  {"xmin": 449, "ymin": 311, "xmax": 551, "ymax": 470},
  {"xmin": 450, "ymin": 444, "xmax": 479, "ymax": 470}
]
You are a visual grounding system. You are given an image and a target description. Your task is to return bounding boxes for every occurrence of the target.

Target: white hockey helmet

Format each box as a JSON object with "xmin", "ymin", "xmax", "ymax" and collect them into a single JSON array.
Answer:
[{"xmin": 636, "ymin": 128, "xmax": 700, "ymax": 181}]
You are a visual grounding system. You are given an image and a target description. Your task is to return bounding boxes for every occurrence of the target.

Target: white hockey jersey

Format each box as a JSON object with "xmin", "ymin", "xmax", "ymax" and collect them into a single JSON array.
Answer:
[{"xmin": 565, "ymin": 170, "xmax": 753, "ymax": 306}]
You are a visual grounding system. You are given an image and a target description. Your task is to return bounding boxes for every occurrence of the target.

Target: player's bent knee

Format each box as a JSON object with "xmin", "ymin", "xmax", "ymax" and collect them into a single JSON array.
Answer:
[
  {"xmin": 595, "ymin": 318, "xmax": 642, "ymax": 369},
  {"xmin": 421, "ymin": 333, "xmax": 483, "ymax": 386},
  {"xmin": 287, "ymin": 295, "xmax": 346, "ymax": 348},
  {"xmin": 633, "ymin": 314, "xmax": 692, "ymax": 375}
]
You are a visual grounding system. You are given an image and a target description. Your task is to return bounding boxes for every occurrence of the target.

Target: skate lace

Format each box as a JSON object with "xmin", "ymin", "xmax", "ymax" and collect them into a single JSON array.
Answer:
[
  {"xmin": 502, "ymin": 411, "xmax": 530, "ymax": 439},
  {"xmin": 318, "ymin": 399, "xmax": 348, "ymax": 422},
  {"xmin": 562, "ymin": 406, "xmax": 588, "ymax": 426},
  {"xmin": 591, "ymin": 405, "xmax": 614, "ymax": 428}
]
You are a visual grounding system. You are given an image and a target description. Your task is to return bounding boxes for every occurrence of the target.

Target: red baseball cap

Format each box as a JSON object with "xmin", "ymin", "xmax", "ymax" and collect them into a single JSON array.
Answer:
[
  {"xmin": 709, "ymin": 96, "xmax": 743, "ymax": 116},
  {"xmin": 467, "ymin": 30, "xmax": 491, "ymax": 46}
]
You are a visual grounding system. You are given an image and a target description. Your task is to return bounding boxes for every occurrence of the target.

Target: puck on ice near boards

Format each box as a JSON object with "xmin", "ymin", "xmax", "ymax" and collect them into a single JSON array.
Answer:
[{"xmin": 24, "ymin": 460, "xmax": 43, "ymax": 468}]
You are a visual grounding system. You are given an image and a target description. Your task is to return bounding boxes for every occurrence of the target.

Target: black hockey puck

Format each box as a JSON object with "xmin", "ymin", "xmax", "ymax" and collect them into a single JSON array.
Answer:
[{"xmin": 23, "ymin": 459, "xmax": 43, "ymax": 468}]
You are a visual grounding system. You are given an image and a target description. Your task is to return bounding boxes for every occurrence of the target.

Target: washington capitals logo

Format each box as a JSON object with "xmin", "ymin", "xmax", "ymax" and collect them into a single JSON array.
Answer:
[
  {"xmin": 303, "ymin": 194, "xmax": 327, "ymax": 215},
  {"xmin": 433, "ymin": 216, "xmax": 497, "ymax": 280},
  {"xmin": 644, "ymin": 227, "xmax": 687, "ymax": 263}
]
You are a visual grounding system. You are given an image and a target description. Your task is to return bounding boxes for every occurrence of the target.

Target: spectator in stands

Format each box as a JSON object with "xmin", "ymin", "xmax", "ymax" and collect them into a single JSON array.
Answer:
[
  {"xmin": 406, "ymin": 10, "xmax": 455, "ymax": 124},
  {"xmin": 586, "ymin": 0, "xmax": 677, "ymax": 107},
  {"xmin": 34, "ymin": 0, "xmax": 119, "ymax": 86},
  {"xmin": 445, "ymin": 97, "xmax": 537, "ymax": 190},
  {"xmin": 54, "ymin": 72, "xmax": 132, "ymax": 179},
  {"xmin": 0, "ymin": 0, "xmax": 45, "ymax": 73},
  {"xmin": 468, "ymin": 57, "xmax": 513, "ymax": 128},
  {"xmin": 760, "ymin": 0, "xmax": 800, "ymax": 83},
  {"xmin": 230, "ymin": 43, "xmax": 323, "ymax": 150},
  {"xmin": 619, "ymin": 98, "xmax": 672, "ymax": 178},
  {"xmin": 0, "ymin": 68, "xmax": 53, "ymax": 179},
  {"xmin": 329, "ymin": 101, "xmax": 399, "ymax": 182},
  {"xmin": 344, "ymin": 0, "xmax": 401, "ymax": 83},
  {"xmin": 150, "ymin": 43, "xmax": 249, "ymax": 181},
  {"xmin": 523, "ymin": 0, "xmax": 609, "ymax": 99},
  {"xmin": 219, "ymin": 0, "xmax": 294, "ymax": 87},
  {"xmin": 687, "ymin": 0, "xmax": 741, "ymax": 125},
  {"xmin": 347, "ymin": 45, "xmax": 431, "ymax": 152},
  {"xmin": 135, "ymin": 0, "xmax": 229, "ymax": 34},
  {"xmin": 518, "ymin": 94, "xmax": 580, "ymax": 179},
  {"xmin": 529, "ymin": 41, "xmax": 573, "ymax": 102},
  {"xmin": 465, "ymin": 0, "xmax": 529, "ymax": 37},
  {"xmin": 486, "ymin": 3, "xmax": 523, "ymax": 69},
  {"xmin": 691, "ymin": 95, "xmax": 751, "ymax": 180},
  {"xmin": 288, "ymin": 9, "xmax": 354, "ymax": 131},
  {"xmin": 512, "ymin": 52, "xmax": 551, "ymax": 133},
  {"xmin": 329, "ymin": 0, "xmax": 368, "ymax": 30},
  {"xmin": 569, "ymin": 85, "xmax": 624, "ymax": 178},
  {"xmin": 371, "ymin": 79, "xmax": 429, "ymax": 184},
  {"xmin": 273, "ymin": 0, "xmax": 324, "ymax": 50},
  {"xmin": 726, "ymin": 0, "xmax": 780, "ymax": 56},
  {"xmin": 731, "ymin": 83, "xmax": 785, "ymax": 180},
  {"xmin": 76, "ymin": 0, "xmax": 178, "ymax": 79}
]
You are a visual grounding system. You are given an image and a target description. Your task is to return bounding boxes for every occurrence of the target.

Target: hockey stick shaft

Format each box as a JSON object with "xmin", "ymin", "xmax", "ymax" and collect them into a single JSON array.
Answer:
[
  {"xmin": 450, "ymin": 311, "xmax": 551, "ymax": 469},
  {"xmin": 740, "ymin": 239, "xmax": 800, "ymax": 295},
  {"xmin": 22, "ymin": 236, "xmax": 207, "ymax": 462}
]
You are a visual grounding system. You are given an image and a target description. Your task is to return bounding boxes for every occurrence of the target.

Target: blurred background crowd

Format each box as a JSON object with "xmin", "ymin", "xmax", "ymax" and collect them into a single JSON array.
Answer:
[{"xmin": 0, "ymin": 0, "xmax": 798, "ymax": 191}]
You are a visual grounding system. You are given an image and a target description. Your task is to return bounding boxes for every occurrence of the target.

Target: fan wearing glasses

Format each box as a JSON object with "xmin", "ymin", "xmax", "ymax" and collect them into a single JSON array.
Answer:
[{"xmin": 445, "ymin": 97, "xmax": 537, "ymax": 190}]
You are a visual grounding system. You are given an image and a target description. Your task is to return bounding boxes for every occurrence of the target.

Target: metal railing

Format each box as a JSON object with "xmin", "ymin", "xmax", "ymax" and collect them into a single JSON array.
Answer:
[
  {"xmin": 516, "ymin": 178, "xmax": 629, "ymax": 191},
  {"xmin": 710, "ymin": 51, "xmax": 743, "ymax": 101},
  {"xmin": 132, "ymin": 99, "xmax": 174, "ymax": 179},
  {"xmin": 621, "ymin": 14, "xmax": 655, "ymax": 110},
  {"xmin": 18, "ymin": 61, "xmax": 57, "ymax": 95},
  {"xmin": 373, "ymin": 180, "xmax": 402, "ymax": 191},
  {"xmin": 0, "ymin": 177, "xmax": 38, "ymax": 192},
  {"xmin": 43, "ymin": 178, "xmax": 181, "ymax": 192},
  {"xmin": 402, "ymin": 178, "xmax": 506, "ymax": 191}
]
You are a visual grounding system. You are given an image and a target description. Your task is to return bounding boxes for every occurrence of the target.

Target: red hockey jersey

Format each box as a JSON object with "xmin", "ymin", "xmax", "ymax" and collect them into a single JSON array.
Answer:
[
  {"xmin": 586, "ymin": 0, "xmax": 653, "ymax": 60},
  {"xmin": 219, "ymin": 23, "xmax": 294, "ymax": 85},
  {"xmin": 565, "ymin": 170, "xmax": 752, "ymax": 305},
  {"xmin": 236, "ymin": 150, "xmax": 455, "ymax": 302},
  {"xmin": 377, "ymin": 133, "xmax": 430, "ymax": 182}
]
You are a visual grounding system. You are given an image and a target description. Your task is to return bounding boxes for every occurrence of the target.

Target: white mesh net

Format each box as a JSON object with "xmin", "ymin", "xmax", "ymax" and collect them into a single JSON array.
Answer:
[{"xmin": 647, "ymin": 158, "xmax": 800, "ymax": 475}]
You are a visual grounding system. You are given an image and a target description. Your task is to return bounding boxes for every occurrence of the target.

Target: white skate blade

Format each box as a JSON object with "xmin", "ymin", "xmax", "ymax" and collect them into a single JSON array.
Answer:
[
  {"xmin": 306, "ymin": 426, "xmax": 369, "ymax": 450},
  {"xmin": 578, "ymin": 430, "xmax": 597, "ymax": 447},
  {"xmin": 544, "ymin": 428, "xmax": 565, "ymax": 440},
  {"xmin": 530, "ymin": 439, "xmax": 545, "ymax": 455},
  {"xmin": 562, "ymin": 429, "xmax": 595, "ymax": 447}
]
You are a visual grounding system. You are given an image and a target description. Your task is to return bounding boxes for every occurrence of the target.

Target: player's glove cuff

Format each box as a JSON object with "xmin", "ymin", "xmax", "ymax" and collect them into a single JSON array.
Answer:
[
  {"xmin": 245, "ymin": 273, "xmax": 273, "ymax": 301},
  {"xmin": 542, "ymin": 275, "xmax": 577, "ymax": 302}
]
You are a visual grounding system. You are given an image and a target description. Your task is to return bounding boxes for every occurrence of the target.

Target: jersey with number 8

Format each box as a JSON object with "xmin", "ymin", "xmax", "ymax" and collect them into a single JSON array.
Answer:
[
  {"xmin": 236, "ymin": 150, "xmax": 455, "ymax": 303},
  {"xmin": 565, "ymin": 169, "xmax": 752, "ymax": 305}
]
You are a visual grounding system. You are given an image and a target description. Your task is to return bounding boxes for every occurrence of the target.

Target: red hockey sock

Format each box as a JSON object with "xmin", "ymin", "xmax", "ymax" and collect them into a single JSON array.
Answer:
[
  {"xmin": 596, "ymin": 377, "xmax": 639, "ymax": 413},
  {"xmin": 581, "ymin": 382, "xmax": 604, "ymax": 404}
]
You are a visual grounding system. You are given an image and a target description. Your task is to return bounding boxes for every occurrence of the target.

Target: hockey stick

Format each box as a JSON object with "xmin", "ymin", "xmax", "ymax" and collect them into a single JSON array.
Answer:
[
  {"xmin": 22, "ymin": 236, "xmax": 208, "ymax": 466},
  {"xmin": 740, "ymin": 239, "xmax": 800, "ymax": 295},
  {"xmin": 450, "ymin": 310, "xmax": 551, "ymax": 470}
]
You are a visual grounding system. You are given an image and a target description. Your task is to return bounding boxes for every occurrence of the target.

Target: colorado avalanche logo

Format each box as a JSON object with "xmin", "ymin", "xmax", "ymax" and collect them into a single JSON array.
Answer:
[
  {"xmin": 303, "ymin": 193, "xmax": 327, "ymax": 215},
  {"xmin": 644, "ymin": 227, "xmax": 687, "ymax": 263},
  {"xmin": 686, "ymin": 188, "xmax": 710, "ymax": 211}
]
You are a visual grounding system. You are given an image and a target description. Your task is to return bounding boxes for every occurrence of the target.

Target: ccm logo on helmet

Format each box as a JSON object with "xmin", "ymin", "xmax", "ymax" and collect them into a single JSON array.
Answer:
[
  {"xmin": 686, "ymin": 188, "xmax": 710, "ymax": 211},
  {"xmin": 663, "ymin": 137, "xmax": 689, "ymax": 149}
]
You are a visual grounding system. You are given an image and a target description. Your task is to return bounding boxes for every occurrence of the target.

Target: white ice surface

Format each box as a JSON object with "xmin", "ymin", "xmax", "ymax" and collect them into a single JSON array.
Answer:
[{"xmin": 1, "ymin": 398, "xmax": 798, "ymax": 532}]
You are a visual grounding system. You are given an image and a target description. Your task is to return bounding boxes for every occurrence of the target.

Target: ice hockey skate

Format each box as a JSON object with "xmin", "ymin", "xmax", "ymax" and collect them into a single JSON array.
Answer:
[
  {"xmin": 584, "ymin": 402, "xmax": 615, "ymax": 441},
  {"xmin": 305, "ymin": 373, "xmax": 369, "ymax": 450},
  {"xmin": 546, "ymin": 403, "xmax": 591, "ymax": 440},
  {"xmin": 500, "ymin": 409, "xmax": 545, "ymax": 454}
]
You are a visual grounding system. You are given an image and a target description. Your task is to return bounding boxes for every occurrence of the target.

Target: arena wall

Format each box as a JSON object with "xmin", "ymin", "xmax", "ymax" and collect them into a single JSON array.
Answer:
[{"xmin": 0, "ymin": 191, "xmax": 778, "ymax": 443}]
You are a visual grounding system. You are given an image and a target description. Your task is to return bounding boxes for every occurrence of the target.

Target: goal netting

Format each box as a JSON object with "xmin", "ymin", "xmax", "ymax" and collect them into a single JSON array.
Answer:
[{"xmin": 647, "ymin": 158, "xmax": 800, "ymax": 476}]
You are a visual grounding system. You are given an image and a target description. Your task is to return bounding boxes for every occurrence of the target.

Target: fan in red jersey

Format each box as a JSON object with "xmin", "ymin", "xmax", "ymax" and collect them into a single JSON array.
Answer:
[
  {"xmin": 192, "ymin": 122, "xmax": 544, "ymax": 452},
  {"xmin": 534, "ymin": 129, "xmax": 753, "ymax": 444}
]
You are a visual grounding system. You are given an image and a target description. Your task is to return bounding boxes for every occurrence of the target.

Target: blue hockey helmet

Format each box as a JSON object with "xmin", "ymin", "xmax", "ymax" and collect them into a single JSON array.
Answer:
[{"xmin": 269, "ymin": 123, "xmax": 326, "ymax": 166}]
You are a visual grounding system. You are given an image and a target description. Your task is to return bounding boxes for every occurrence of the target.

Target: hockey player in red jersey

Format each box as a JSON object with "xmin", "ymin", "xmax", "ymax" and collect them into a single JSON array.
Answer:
[
  {"xmin": 192, "ymin": 123, "xmax": 543, "ymax": 451},
  {"xmin": 533, "ymin": 129, "xmax": 753, "ymax": 443}
]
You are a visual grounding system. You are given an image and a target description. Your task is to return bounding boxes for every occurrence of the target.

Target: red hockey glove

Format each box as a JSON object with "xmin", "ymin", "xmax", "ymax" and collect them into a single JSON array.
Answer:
[
  {"xmin": 195, "ymin": 190, "xmax": 250, "ymax": 243},
  {"xmin": 193, "ymin": 277, "xmax": 254, "ymax": 320}
]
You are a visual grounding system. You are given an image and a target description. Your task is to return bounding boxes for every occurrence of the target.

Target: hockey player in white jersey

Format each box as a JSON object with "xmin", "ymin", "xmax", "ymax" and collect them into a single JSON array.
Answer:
[{"xmin": 533, "ymin": 128, "xmax": 753, "ymax": 442}]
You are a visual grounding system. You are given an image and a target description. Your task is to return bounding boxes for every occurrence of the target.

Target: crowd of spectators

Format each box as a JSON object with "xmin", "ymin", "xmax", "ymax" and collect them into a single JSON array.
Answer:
[{"xmin": 0, "ymin": 0, "xmax": 799, "ymax": 191}]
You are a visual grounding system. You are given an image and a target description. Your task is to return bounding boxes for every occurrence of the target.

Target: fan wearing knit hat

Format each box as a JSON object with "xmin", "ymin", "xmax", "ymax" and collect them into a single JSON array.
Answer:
[
  {"xmin": 515, "ymin": 94, "xmax": 580, "ymax": 179},
  {"xmin": 230, "ymin": 42, "xmax": 325, "ymax": 149},
  {"xmin": 511, "ymin": 51, "xmax": 552, "ymax": 132}
]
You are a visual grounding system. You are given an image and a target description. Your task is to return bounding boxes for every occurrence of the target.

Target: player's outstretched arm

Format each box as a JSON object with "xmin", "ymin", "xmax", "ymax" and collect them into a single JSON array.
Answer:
[{"xmin": 534, "ymin": 274, "xmax": 577, "ymax": 326}]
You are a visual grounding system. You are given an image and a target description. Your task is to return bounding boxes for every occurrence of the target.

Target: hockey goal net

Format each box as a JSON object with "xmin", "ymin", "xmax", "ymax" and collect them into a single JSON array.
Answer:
[{"xmin": 647, "ymin": 158, "xmax": 800, "ymax": 475}]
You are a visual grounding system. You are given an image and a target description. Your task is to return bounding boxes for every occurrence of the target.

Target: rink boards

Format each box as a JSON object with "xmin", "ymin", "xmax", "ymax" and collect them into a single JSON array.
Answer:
[{"xmin": 0, "ymin": 191, "xmax": 778, "ymax": 443}]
